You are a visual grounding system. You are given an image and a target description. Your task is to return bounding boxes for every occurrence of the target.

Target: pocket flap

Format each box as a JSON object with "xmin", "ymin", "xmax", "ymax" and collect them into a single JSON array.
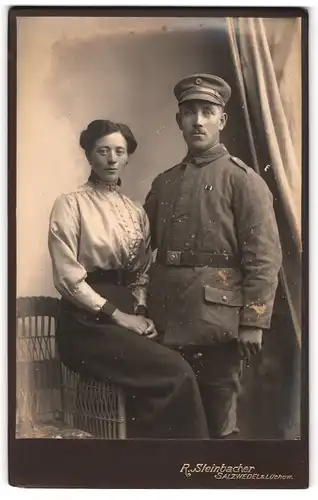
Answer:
[{"xmin": 204, "ymin": 286, "xmax": 244, "ymax": 307}]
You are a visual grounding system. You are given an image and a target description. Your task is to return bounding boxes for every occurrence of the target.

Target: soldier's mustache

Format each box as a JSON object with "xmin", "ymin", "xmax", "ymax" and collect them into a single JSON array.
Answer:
[{"xmin": 192, "ymin": 128, "xmax": 207, "ymax": 135}]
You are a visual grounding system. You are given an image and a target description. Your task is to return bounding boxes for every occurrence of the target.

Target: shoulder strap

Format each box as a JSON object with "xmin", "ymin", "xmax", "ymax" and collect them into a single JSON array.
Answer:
[
  {"xmin": 230, "ymin": 156, "xmax": 249, "ymax": 173},
  {"xmin": 162, "ymin": 164, "xmax": 180, "ymax": 175}
]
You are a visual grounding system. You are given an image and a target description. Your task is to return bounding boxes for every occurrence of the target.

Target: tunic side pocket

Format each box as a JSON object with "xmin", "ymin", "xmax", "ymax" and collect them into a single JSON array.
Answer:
[{"xmin": 202, "ymin": 285, "xmax": 244, "ymax": 341}]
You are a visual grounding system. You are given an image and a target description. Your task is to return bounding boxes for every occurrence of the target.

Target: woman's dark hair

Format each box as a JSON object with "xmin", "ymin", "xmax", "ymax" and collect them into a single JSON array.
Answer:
[{"xmin": 79, "ymin": 119, "xmax": 137, "ymax": 156}]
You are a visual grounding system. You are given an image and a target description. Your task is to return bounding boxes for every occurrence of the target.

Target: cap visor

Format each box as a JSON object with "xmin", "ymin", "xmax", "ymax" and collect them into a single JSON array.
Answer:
[{"xmin": 179, "ymin": 93, "xmax": 222, "ymax": 106}]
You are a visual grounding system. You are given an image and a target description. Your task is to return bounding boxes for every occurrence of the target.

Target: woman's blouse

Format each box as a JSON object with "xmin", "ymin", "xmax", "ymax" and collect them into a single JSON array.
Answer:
[{"xmin": 48, "ymin": 178, "xmax": 152, "ymax": 313}]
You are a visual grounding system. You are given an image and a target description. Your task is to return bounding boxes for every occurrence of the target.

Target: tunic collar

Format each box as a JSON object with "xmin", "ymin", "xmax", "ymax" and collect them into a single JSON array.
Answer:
[{"xmin": 181, "ymin": 142, "xmax": 228, "ymax": 168}]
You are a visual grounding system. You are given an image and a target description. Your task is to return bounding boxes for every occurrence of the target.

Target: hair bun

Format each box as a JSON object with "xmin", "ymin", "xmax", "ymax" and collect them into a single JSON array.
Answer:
[
  {"xmin": 79, "ymin": 129, "xmax": 88, "ymax": 150},
  {"xmin": 79, "ymin": 119, "xmax": 137, "ymax": 155},
  {"xmin": 80, "ymin": 120, "xmax": 105, "ymax": 151}
]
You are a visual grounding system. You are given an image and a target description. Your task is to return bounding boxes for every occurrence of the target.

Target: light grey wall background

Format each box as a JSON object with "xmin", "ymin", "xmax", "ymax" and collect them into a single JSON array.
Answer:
[{"xmin": 17, "ymin": 17, "xmax": 250, "ymax": 298}]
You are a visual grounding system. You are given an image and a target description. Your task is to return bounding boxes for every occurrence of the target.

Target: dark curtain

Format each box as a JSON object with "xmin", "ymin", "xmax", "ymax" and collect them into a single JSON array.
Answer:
[{"xmin": 227, "ymin": 17, "xmax": 302, "ymax": 439}]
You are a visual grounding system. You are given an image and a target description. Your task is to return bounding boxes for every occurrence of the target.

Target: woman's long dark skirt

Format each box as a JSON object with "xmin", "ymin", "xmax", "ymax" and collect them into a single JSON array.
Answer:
[{"xmin": 55, "ymin": 283, "xmax": 208, "ymax": 439}]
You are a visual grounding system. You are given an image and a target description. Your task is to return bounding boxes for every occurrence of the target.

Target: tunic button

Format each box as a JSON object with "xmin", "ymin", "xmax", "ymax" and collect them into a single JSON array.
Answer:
[
  {"xmin": 170, "ymin": 254, "xmax": 176, "ymax": 260},
  {"xmin": 222, "ymin": 295, "xmax": 228, "ymax": 302}
]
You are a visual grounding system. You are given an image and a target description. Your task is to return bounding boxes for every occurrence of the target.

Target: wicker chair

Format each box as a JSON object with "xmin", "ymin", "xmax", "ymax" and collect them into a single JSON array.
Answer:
[{"xmin": 16, "ymin": 296, "xmax": 126, "ymax": 439}]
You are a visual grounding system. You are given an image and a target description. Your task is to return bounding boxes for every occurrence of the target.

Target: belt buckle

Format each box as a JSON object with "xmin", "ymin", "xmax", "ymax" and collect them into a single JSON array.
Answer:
[{"xmin": 166, "ymin": 250, "xmax": 181, "ymax": 266}]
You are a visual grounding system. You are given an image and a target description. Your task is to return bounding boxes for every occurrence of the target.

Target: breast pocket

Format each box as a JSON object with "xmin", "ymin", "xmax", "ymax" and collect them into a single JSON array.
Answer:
[{"xmin": 201, "ymin": 285, "xmax": 244, "ymax": 341}]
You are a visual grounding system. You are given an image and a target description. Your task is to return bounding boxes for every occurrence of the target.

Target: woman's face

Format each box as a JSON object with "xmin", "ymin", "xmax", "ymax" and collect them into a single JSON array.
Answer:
[{"xmin": 88, "ymin": 132, "xmax": 129, "ymax": 183}]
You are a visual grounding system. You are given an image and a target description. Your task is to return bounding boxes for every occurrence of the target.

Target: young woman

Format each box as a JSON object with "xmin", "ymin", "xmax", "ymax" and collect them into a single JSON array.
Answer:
[{"xmin": 48, "ymin": 119, "xmax": 208, "ymax": 439}]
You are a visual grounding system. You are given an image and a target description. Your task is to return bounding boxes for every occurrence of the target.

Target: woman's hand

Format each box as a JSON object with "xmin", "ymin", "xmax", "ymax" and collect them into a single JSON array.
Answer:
[
  {"xmin": 111, "ymin": 309, "xmax": 147, "ymax": 334},
  {"xmin": 111, "ymin": 310, "xmax": 157, "ymax": 339},
  {"xmin": 142, "ymin": 318, "xmax": 158, "ymax": 340}
]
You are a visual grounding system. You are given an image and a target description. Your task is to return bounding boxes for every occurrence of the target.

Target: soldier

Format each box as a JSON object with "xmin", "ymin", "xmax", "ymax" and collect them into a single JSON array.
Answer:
[{"xmin": 144, "ymin": 74, "xmax": 282, "ymax": 439}]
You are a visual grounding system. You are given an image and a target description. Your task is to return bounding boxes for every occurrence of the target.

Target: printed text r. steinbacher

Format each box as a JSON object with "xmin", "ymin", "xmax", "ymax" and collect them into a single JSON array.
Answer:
[{"xmin": 180, "ymin": 463, "xmax": 293, "ymax": 480}]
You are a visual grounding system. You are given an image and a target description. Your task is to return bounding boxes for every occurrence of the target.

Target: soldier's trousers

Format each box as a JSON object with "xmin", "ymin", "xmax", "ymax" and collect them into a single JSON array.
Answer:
[
  {"xmin": 56, "ymin": 297, "xmax": 209, "ymax": 440},
  {"xmin": 177, "ymin": 341, "xmax": 243, "ymax": 438}
]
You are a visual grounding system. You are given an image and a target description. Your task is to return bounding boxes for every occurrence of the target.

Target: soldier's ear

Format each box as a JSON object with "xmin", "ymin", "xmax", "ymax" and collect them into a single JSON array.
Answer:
[
  {"xmin": 176, "ymin": 112, "xmax": 182, "ymax": 131},
  {"xmin": 219, "ymin": 111, "xmax": 228, "ymax": 131}
]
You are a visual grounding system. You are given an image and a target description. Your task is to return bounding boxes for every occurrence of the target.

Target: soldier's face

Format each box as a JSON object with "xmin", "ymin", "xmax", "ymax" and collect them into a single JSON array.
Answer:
[{"xmin": 177, "ymin": 100, "xmax": 227, "ymax": 152}]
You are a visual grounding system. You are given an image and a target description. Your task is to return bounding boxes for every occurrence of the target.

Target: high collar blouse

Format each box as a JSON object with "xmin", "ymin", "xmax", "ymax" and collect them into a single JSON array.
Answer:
[{"xmin": 48, "ymin": 179, "xmax": 152, "ymax": 313}]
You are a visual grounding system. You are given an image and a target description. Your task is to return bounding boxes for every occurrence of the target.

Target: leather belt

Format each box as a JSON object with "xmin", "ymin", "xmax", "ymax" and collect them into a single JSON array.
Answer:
[
  {"xmin": 86, "ymin": 269, "xmax": 131, "ymax": 286},
  {"xmin": 156, "ymin": 250, "xmax": 239, "ymax": 268}
]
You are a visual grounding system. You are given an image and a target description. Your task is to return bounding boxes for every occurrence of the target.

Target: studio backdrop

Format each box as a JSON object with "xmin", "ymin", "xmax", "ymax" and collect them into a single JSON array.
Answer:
[{"xmin": 16, "ymin": 16, "xmax": 302, "ymax": 439}]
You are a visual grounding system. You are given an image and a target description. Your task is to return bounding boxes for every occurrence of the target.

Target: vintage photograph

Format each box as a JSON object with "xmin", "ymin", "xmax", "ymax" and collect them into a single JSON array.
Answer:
[{"xmin": 10, "ymin": 7, "xmax": 307, "ymax": 487}]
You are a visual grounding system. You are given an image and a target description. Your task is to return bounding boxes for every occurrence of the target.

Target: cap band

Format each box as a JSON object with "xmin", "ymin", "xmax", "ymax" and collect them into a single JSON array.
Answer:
[{"xmin": 179, "ymin": 86, "xmax": 225, "ymax": 106}]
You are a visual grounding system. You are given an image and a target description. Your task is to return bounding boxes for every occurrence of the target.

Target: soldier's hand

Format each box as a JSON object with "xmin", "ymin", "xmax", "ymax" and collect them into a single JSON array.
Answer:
[{"xmin": 237, "ymin": 327, "xmax": 263, "ymax": 362}]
